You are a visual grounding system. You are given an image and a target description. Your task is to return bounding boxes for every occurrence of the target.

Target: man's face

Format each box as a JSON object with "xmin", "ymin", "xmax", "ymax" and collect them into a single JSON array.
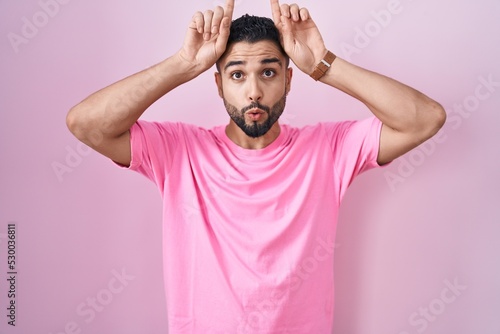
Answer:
[{"xmin": 215, "ymin": 41, "xmax": 292, "ymax": 138}]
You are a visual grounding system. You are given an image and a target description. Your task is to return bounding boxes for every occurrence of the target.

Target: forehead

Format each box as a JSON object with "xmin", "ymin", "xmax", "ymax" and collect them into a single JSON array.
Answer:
[{"xmin": 219, "ymin": 40, "xmax": 285, "ymax": 71}]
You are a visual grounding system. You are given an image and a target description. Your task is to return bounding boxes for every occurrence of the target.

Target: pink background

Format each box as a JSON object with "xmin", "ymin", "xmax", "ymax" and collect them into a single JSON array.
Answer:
[{"xmin": 1, "ymin": 0, "xmax": 499, "ymax": 333}]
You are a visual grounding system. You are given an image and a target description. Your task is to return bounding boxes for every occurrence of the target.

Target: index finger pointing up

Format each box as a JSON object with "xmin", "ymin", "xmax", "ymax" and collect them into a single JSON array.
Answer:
[
  {"xmin": 270, "ymin": 0, "xmax": 281, "ymax": 25},
  {"xmin": 225, "ymin": 0, "xmax": 235, "ymax": 20}
]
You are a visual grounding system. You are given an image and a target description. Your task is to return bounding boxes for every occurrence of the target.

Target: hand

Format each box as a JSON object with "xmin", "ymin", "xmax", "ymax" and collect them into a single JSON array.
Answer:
[
  {"xmin": 270, "ymin": 0, "xmax": 328, "ymax": 76},
  {"xmin": 178, "ymin": 0, "xmax": 234, "ymax": 72}
]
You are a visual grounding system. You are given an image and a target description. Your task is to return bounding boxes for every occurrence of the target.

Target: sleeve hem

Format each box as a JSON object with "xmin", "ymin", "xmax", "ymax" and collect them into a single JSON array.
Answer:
[
  {"xmin": 374, "ymin": 118, "xmax": 393, "ymax": 168},
  {"xmin": 110, "ymin": 123, "xmax": 143, "ymax": 171}
]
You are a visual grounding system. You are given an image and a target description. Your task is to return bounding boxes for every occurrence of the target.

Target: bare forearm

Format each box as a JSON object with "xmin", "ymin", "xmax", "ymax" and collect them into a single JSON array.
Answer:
[
  {"xmin": 321, "ymin": 57, "xmax": 445, "ymax": 135},
  {"xmin": 66, "ymin": 53, "xmax": 200, "ymax": 143}
]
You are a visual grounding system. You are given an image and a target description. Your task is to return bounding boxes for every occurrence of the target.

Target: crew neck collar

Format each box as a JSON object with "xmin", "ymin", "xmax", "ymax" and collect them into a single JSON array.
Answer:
[{"xmin": 217, "ymin": 124, "xmax": 288, "ymax": 158}]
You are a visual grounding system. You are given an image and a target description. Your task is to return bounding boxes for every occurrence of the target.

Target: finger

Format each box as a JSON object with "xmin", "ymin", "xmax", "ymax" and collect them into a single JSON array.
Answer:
[
  {"xmin": 270, "ymin": 0, "xmax": 281, "ymax": 25},
  {"xmin": 203, "ymin": 10, "xmax": 214, "ymax": 40},
  {"xmin": 215, "ymin": 16, "xmax": 231, "ymax": 54},
  {"xmin": 191, "ymin": 11, "xmax": 204, "ymax": 34},
  {"xmin": 280, "ymin": 3, "xmax": 290, "ymax": 18},
  {"xmin": 299, "ymin": 7, "xmax": 310, "ymax": 21},
  {"xmin": 211, "ymin": 6, "xmax": 224, "ymax": 34},
  {"xmin": 290, "ymin": 3, "xmax": 300, "ymax": 21},
  {"xmin": 280, "ymin": 15, "xmax": 294, "ymax": 49},
  {"xmin": 224, "ymin": 0, "xmax": 235, "ymax": 20}
]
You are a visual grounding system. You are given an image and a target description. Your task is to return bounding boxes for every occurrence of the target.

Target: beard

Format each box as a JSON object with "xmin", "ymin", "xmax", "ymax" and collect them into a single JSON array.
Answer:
[{"xmin": 223, "ymin": 93, "xmax": 287, "ymax": 138}]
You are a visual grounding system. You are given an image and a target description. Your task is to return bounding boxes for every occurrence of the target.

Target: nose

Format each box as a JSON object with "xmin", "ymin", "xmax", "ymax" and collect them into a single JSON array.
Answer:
[{"xmin": 247, "ymin": 75, "xmax": 263, "ymax": 102}]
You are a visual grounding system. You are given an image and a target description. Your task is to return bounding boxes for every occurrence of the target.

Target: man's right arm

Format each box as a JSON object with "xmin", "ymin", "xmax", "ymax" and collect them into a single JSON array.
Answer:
[
  {"xmin": 66, "ymin": 56, "xmax": 201, "ymax": 166},
  {"xmin": 66, "ymin": 0, "xmax": 234, "ymax": 167}
]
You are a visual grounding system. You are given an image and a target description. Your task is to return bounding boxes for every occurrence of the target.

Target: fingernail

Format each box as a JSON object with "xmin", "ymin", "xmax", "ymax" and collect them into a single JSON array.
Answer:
[
  {"xmin": 204, "ymin": 33, "xmax": 210, "ymax": 40},
  {"xmin": 212, "ymin": 26, "xmax": 218, "ymax": 34}
]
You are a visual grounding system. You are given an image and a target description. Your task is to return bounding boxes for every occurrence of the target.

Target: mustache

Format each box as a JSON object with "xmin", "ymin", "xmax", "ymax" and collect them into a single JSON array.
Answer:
[{"xmin": 241, "ymin": 102, "xmax": 270, "ymax": 114}]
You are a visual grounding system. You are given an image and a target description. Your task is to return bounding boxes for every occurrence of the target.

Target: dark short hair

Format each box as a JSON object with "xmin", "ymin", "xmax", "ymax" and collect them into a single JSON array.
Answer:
[{"xmin": 216, "ymin": 14, "xmax": 289, "ymax": 71}]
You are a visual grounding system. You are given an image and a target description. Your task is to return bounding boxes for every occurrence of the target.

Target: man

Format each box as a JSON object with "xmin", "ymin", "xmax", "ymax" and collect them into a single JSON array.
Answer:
[{"xmin": 66, "ymin": 0, "xmax": 446, "ymax": 332}]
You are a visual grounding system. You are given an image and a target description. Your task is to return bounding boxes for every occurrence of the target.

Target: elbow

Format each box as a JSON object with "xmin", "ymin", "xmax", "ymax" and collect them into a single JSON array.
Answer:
[
  {"xmin": 66, "ymin": 108, "xmax": 77, "ymax": 134},
  {"xmin": 66, "ymin": 107, "xmax": 80, "ymax": 136},
  {"xmin": 66, "ymin": 105, "xmax": 88, "ymax": 141},
  {"xmin": 427, "ymin": 100, "xmax": 447, "ymax": 136},
  {"xmin": 412, "ymin": 99, "xmax": 446, "ymax": 143}
]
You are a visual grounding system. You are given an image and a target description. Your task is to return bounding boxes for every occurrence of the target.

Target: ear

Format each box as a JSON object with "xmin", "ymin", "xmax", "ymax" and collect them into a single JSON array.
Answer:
[
  {"xmin": 285, "ymin": 67, "xmax": 293, "ymax": 96},
  {"xmin": 214, "ymin": 72, "xmax": 223, "ymax": 98}
]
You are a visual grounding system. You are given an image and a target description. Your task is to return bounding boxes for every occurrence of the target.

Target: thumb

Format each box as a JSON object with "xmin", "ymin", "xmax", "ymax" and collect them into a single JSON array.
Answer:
[{"xmin": 215, "ymin": 17, "xmax": 231, "ymax": 55}]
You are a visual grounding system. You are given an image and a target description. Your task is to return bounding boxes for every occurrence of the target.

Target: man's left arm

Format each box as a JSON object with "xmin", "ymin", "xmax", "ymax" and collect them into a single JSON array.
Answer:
[
  {"xmin": 319, "ymin": 58, "xmax": 446, "ymax": 165},
  {"xmin": 271, "ymin": 1, "xmax": 447, "ymax": 165}
]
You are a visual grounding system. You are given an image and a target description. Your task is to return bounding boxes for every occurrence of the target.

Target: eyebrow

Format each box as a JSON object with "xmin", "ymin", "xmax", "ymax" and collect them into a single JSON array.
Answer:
[
  {"xmin": 223, "ymin": 57, "xmax": 283, "ymax": 72},
  {"xmin": 224, "ymin": 60, "xmax": 245, "ymax": 71},
  {"xmin": 261, "ymin": 58, "xmax": 282, "ymax": 67}
]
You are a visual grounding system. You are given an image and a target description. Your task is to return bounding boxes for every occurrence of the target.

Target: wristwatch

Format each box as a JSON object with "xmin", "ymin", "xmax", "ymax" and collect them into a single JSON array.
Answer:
[{"xmin": 310, "ymin": 50, "xmax": 336, "ymax": 81}]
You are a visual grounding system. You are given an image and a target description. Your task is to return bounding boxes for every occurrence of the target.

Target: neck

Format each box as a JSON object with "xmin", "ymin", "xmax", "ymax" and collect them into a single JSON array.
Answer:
[{"xmin": 225, "ymin": 120, "xmax": 281, "ymax": 149}]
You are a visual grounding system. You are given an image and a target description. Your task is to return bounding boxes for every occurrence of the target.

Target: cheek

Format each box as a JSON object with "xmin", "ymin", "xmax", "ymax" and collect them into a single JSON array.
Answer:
[
  {"xmin": 221, "ymin": 89, "xmax": 242, "ymax": 113},
  {"xmin": 268, "ymin": 82, "xmax": 287, "ymax": 100},
  {"xmin": 221, "ymin": 84, "xmax": 244, "ymax": 104}
]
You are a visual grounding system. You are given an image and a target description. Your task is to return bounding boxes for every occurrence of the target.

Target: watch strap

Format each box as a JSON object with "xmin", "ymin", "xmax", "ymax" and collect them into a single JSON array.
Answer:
[{"xmin": 310, "ymin": 50, "xmax": 336, "ymax": 81}]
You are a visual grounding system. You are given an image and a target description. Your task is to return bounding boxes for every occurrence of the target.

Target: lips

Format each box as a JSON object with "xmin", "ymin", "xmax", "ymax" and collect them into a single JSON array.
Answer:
[{"xmin": 245, "ymin": 109, "xmax": 265, "ymax": 121}]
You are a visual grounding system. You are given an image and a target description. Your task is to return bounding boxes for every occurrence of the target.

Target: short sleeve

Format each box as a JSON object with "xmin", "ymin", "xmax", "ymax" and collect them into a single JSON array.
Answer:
[
  {"xmin": 322, "ymin": 116, "xmax": 385, "ymax": 196},
  {"xmin": 117, "ymin": 120, "xmax": 180, "ymax": 191}
]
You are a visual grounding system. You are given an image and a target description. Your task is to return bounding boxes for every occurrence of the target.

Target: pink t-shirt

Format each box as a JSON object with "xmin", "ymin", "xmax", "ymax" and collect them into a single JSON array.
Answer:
[{"xmin": 124, "ymin": 116, "xmax": 384, "ymax": 333}]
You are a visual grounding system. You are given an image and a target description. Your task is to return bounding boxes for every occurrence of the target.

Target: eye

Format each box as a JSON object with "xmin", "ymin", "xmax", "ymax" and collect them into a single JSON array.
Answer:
[
  {"xmin": 231, "ymin": 71, "xmax": 244, "ymax": 80},
  {"xmin": 263, "ymin": 69, "xmax": 276, "ymax": 78}
]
